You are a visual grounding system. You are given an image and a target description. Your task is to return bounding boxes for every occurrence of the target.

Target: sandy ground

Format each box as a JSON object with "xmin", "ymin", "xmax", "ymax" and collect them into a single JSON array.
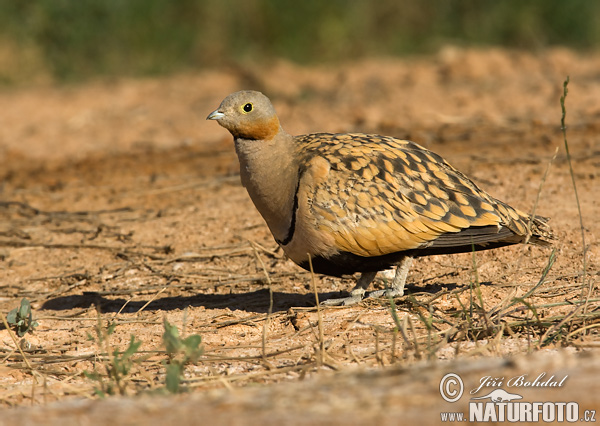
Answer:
[{"xmin": 0, "ymin": 47, "xmax": 599, "ymax": 425}]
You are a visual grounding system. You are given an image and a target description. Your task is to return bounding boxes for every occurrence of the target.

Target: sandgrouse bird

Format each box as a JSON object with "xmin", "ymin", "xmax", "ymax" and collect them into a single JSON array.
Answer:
[{"xmin": 207, "ymin": 90, "xmax": 554, "ymax": 305}]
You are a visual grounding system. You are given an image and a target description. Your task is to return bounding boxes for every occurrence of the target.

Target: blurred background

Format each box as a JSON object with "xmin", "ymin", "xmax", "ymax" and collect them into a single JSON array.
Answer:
[
  {"xmin": 1, "ymin": 3, "xmax": 600, "ymax": 416},
  {"xmin": 1, "ymin": 0, "xmax": 599, "ymax": 85}
]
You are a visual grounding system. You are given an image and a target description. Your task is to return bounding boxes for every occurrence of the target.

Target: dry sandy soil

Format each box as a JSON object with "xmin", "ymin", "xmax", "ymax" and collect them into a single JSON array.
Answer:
[{"xmin": 0, "ymin": 48, "xmax": 599, "ymax": 425}]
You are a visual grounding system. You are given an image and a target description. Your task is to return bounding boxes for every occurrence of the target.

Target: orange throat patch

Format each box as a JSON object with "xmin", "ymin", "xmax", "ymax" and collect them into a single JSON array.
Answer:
[{"xmin": 233, "ymin": 116, "xmax": 280, "ymax": 140}]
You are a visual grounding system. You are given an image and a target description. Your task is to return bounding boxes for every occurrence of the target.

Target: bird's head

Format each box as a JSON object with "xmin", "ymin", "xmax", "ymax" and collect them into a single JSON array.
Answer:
[{"xmin": 207, "ymin": 90, "xmax": 281, "ymax": 141}]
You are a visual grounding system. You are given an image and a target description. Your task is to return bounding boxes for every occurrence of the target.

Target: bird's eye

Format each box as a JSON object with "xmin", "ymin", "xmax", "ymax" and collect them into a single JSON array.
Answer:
[{"xmin": 242, "ymin": 103, "xmax": 253, "ymax": 113}]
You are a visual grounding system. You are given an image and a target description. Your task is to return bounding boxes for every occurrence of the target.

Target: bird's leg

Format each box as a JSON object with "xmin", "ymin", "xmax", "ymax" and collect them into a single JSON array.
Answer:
[
  {"xmin": 321, "ymin": 271, "xmax": 377, "ymax": 306},
  {"xmin": 391, "ymin": 256, "xmax": 413, "ymax": 296},
  {"xmin": 367, "ymin": 256, "xmax": 413, "ymax": 299},
  {"xmin": 321, "ymin": 256, "xmax": 413, "ymax": 306}
]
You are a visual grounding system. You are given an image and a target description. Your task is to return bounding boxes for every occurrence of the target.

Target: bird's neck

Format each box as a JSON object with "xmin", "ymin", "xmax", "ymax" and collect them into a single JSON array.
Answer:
[{"xmin": 234, "ymin": 131, "xmax": 299, "ymax": 243}]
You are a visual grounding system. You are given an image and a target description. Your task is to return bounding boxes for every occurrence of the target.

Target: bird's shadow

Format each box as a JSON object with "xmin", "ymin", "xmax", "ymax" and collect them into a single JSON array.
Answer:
[
  {"xmin": 39, "ymin": 282, "xmax": 464, "ymax": 314},
  {"xmin": 40, "ymin": 289, "xmax": 316, "ymax": 314}
]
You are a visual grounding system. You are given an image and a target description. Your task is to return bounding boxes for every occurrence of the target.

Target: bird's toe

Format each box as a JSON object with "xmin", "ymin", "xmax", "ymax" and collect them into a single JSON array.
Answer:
[
  {"xmin": 321, "ymin": 287, "xmax": 366, "ymax": 306},
  {"xmin": 367, "ymin": 288, "xmax": 405, "ymax": 299}
]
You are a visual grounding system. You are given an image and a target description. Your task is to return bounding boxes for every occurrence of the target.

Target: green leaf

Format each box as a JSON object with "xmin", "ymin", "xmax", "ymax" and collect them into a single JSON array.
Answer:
[
  {"xmin": 122, "ymin": 335, "xmax": 142, "ymax": 360},
  {"xmin": 165, "ymin": 363, "xmax": 183, "ymax": 394},
  {"xmin": 183, "ymin": 335, "xmax": 201, "ymax": 350},
  {"xmin": 182, "ymin": 335, "xmax": 203, "ymax": 360},
  {"xmin": 6, "ymin": 308, "xmax": 17, "ymax": 324},
  {"xmin": 19, "ymin": 298, "xmax": 32, "ymax": 318},
  {"xmin": 84, "ymin": 371, "xmax": 101, "ymax": 382},
  {"xmin": 162, "ymin": 319, "xmax": 182, "ymax": 354},
  {"xmin": 106, "ymin": 322, "xmax": 117, "ymax": 335}
]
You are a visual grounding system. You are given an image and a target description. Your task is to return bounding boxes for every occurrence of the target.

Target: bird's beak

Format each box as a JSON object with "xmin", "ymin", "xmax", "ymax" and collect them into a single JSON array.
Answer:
[{"xmin": 206, "ymin": 110, "xmax": 225, "ymax": 121}]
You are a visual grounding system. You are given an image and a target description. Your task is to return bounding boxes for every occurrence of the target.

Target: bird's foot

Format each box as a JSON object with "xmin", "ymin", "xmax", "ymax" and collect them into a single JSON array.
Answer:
[
  {"xmin": 366, "ymin": 287, "xmax": 404, "ymax": 299},
  {"xmin": 320, "ymin": 286, "xmax": 405, "ymax": 306},
  {"xmin": 321, "ymin": 288, "xmax": 366, "ymax": 306}
]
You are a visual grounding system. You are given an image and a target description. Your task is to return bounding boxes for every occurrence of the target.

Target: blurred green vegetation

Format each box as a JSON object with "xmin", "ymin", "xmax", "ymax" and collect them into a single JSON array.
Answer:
[{"xmin": 0, "ymin": 0, "xmax": 599, "ymax": 83}]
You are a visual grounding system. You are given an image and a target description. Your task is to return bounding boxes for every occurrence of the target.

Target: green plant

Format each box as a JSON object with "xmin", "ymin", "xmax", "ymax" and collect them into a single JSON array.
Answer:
[
  {"xmin": 84, "ymin": 315, "xmax": 142, "ymax": 397},
  {"xmin": 1, "ymin": 1, "xmax": 600, "ymax": 83},
  {"xmin": 162, "ymin": 318, "xmax": 203, "ymax": 393},
  {"xmin": 6, "ymin": 298, "xmax": 39, "ymax": 337}
]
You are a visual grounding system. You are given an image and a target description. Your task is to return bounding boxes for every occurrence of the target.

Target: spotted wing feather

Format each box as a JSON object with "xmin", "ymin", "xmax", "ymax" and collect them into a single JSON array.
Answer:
[{"xmin": 295, "ymin": 133, "xmax": 552, "ymax": 258}]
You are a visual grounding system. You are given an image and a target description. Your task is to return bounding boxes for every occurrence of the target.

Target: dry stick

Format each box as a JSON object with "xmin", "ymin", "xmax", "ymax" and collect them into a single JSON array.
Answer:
[
  {"xmin": 512, "ymin": 298, "xmax": 600, "ymax": 310},
  {"xmin": 559, "ymin": 77, "xmax": 597, "ymax": 346},
  {"xmin": 249, "ymin": 240, "xmax": 281, "ymax": 258},
  {"xmin": 215, "ymin": 313, "xmax": 272, "ymax": 329},
  {"xmin": 217, "ymin": 375, "xmax": 235, "ymax": 393},
  {"xmin": 251, "ymin": 242, "xmax": 274, "ymax": 365},
  {"xmin": 388, "ymin": 297, "xmax": 402, "ymax": 362},
  {"xmin": 374, "ymin": 328, "xmax": 382, "ymax": 366},
  {"xmin": 188, "ymin": 364, "xmax": 306, "ymax": 387},
  {"xmin": 0, "ymin": 201, "xmax": 134, "ymax": 217},
  {"xmin": 560, "ymin": 77, "xmax": 588, "ymax": 303},
  {"xmin": 319, "ymin": 309, "xmax": 366, "ymax": 366},
  {"xmin": 523, "ymin": 147, "xmax": 558, "ymax": 246},
  {"xmin": 93, "ymin": 311, "xmax": 115, "ymax": 395},
  {"xmin": 406, "ymin": 315, "xmax": 422, "ymax": 360},
  {"xmin": 493, "ymin": 125, "xmax": 559, "ymax": 324},
  {"xmin": 470, "ymin": 247, "xmax": 492, "ymax": 333},
  {"xmin": 389, "ymin": 296, "xmax": 415, "ymax": 360},
  {"xmin": 494, "ymin": 249, "xmax": 557, "ymax": 320},
  {"xmin": 566, "ymin": 322, "xmax": 600, "ymax": 340},
  {"xmin": 347, "ymin": 339, "xmax": 362, "ymax": 364},
  {"xmin": 307, "ymin": 254, "xmax": 325, "ymax": 366},
  {"xmin": 114, "ymin": 298, "xmax": 133, "ymax": 318},
  {"xmin": 390, "ymin": 330, "xmax": 398, "ymax": 364},
  {"xmin": 203, "ymin": 344, "xmax": 306, "ymax": 362},
  {"xmin": 0, "ymin": 240, "xmax": 169, "ymax": 256},
  {"xmin": 0, "ymin": 310, "xmax": 46, "ymax": 403},
  {"xmin": 0, "ymin": 311, "xmax": 36, "ymax": 373},
  {"xmin": 402, "ymin": 314, "xmax": 419, "ymax": 356},
  {"xmin": 136, "ymin": 287, "xmax": 167, "ymax": 315},
  {"xmin": 506, "ymin": 146, "xmax": 559, "ymax": 287},
  {"xmin": 538, "ymin": 303, "xmax": 583, "ymax": 348},
  {"xmin": 0, "ymin": 348, "xmax": 16, "ymax": 364}
]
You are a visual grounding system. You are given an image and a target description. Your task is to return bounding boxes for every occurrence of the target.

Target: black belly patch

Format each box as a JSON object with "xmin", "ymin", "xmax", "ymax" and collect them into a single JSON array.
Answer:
[
  {"xmin": 297, "ymin": 240, "xmax": 518, "ymax": 277},
  {"xmin": 299, "ymin": 251, "xmax": 407, "ymax": 276}
]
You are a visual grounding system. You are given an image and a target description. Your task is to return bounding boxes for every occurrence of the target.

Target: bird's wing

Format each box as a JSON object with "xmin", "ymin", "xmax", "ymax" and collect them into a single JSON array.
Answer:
[{"xmin": 295, "ymin": 133, "xmax": 537, "ymax": 257}]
